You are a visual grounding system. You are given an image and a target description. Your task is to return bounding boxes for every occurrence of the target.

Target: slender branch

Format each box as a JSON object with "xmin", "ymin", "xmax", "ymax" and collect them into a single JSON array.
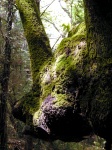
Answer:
[
  {"xmin": 51, "ymin": 35, "xmax": 62, "ymax": 50},
  {"xmin": 40, "ymin": 0, "xmax": 56, "ymax": 17},
  {"xmin": 42, "ymin": 17, "xmax": 65, "ymax": 38},
  {"xmin": 58, "ymin": 0, "xmax": 71, "ymax": 18},
  {"xmin": 70, "ymin": 0, "xmax": 74, "ymax": 25}
]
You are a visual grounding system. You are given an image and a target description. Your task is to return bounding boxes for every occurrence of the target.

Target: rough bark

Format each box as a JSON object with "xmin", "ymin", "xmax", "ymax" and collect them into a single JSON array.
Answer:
[
  {"xmin": 0, "ymin": 0, "xmax": 13, "ymax": 149},
  {"xmin": 83, "ymin": 0, "xmax": 112, "ymax": 149},
  {"xmin": 15, "ymin": 0, "xmax": 52, "ymax": 81},
  {"xmin": 12, "ymin": 0, "xmax": 52, "ymax": 119}
]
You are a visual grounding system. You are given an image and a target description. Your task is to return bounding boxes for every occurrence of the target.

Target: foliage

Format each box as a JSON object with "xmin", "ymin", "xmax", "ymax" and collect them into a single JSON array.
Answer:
[
  {"xmin": 62, "ymin": 23, "xmax": 71, "ymax": 35},
  {"xmin": 72, "ymin": 0, "xmax": 84, "ymax": 24},
  {"xmin": 60, "ymin": 0, "xmax": 84, "ymax": 36}
]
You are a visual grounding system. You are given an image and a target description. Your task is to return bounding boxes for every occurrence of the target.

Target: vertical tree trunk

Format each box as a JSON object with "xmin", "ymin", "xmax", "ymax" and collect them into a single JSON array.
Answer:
[
  {"xmin": 14, "ymin": 0, "xmax": 52, "ymax": 116},
  {"xmin": 16, "ymin": 0, "xmax": 52, "ymax": 82},
  {"xmin": 0, "ymin": 0, "xmax": 13, "ymax": 149},
  {"xmin": 83, "ymin": 0, "xmax": 112, "ymax": 62},
  {"xmin": 83, "ymin": 0, "xmax": 112, "ymax": 149}
]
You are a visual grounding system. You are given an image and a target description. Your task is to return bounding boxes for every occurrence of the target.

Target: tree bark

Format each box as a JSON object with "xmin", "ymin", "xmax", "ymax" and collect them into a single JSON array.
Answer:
[
  {"xmin": 16, "ymin": 0, "xmax": 52, "ymax": 82},
  {"xmin": 84, "ymin": 0, "xmax": 112, "ymax": 60},
  {"xmin": 13, "ymin": 0, "xmax": 53, "ymax": 117},
  {"xmin": 0, "ymin": 0, "xmax": 13, "ymax": 149},
  {"xmin": 83, "ymin": 0, "xmax": 112, "ymax": 148}
]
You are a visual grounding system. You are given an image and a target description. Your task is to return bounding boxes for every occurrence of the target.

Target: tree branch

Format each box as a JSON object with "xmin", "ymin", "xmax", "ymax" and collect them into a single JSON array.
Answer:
[
  {"xmin": 42, "ymin": 17, "xmax": 65, "ymax": 38},
  {"xmin": 58, "ymin": 0, "xmax": 71, "ymax": 18},
  {"xmin": 40, "ymin": 0, "xmax": 56, "ymax": 17},
  {"xmin": 51, "ymin": 35, "xmax": 62, "ymax": 50}
]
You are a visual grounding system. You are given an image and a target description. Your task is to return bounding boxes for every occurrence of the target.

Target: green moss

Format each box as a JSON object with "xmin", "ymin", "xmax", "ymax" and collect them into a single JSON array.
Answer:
[
  {"xmin": 36, "ymin": 22, "xmax": 87, "ymax": 110},
  {"xmin": 55, "ymin": 35, "xmax": 85, "ymax": 57},
  {"xmin": 16, "ymin": 0, "xmax": 112, "ymax": 141},
  {"xmin": 33, "ymin": 109, "xmax": 42, "ymax": 126},
  {"xmin": 20, "ymin": 12, "xmax": 112, "ymax": 138},
  {"xmin": 19, "ymin": 82, "xmax": 41, "ymax": 114},
  {"xmin": 16, "ymin": 0, "xmax": 52, "ymax": 82},
  {"xmin": 15, "ymin": 0, "xmax": 53, "ymax": 115},
  {"xmin": 53, "ymin": 94, "xmax": 73, "ymax": 107},
  {"xmin": 68, "ymin": 22, "xmax": 86, "ymax": 37},
  {"xmin": 15, "ymin": 2, "xmax": 88, "ymax": 123}
]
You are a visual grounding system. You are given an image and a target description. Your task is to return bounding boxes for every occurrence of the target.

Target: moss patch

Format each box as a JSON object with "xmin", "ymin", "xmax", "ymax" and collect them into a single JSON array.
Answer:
[
  {"xmin": 16, "ymin": 0, "xmax": 52, "ymax": 81},
  {"xmin": 37, "ymin": 22, "xmax": 87, "ymax": 110},
  {"xmin": 15, "ymin": 0, "xmax": 52, "ymax": 116}
]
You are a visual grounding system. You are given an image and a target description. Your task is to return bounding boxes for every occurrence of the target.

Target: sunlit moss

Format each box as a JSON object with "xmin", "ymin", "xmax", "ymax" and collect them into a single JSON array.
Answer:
[
  {"xmin": 16, "ymin": 0, "xmax": 52, "ymax": 81},
  {"xmin": 15, "ymin": 0, "xmax": 52, "ymax": 115},
  {"xmin": 37, "ymin": 22, "xmax": 87, "ymax": 110}
]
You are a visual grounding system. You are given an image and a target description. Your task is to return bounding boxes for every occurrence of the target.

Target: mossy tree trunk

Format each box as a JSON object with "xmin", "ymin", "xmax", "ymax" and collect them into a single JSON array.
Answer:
[
  {"xmin": 14, "ymin": 0, "xmax": 52, "ymax": 116},
  {"xmin": 83, "ymin": 0, "xmax": 112, "ymax": 149},
  {"xmin": 16, "ymin": 0, "xmax": 52, "ymax": 82}
]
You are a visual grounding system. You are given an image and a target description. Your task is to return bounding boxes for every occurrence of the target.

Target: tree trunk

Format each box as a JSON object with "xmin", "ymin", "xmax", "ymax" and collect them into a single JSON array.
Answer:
[
  {"xmin": 0, "ymin": 0, "xmax": 13, "ymax": 149},
  {"xmin": 83, "ymin": 0, "xmax": 112, "ymax": 149},
  {"xmin": 13, "ymin": 0, "xmax": 52, "ymax": 116},
  {"xmin": 84, "ymin": 0, "xmax": 112, "ymax": 60},
  {"xmin": 16, "ymin": 0, "xmax": 52, "ymax": 82}
]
